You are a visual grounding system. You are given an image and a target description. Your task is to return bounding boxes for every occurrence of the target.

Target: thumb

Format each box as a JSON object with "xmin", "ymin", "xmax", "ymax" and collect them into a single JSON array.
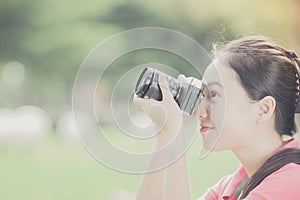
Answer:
[
  {"xmin": 133, "ymin": 94, "xmax": 157, "ymax": 107},
  {"xmin": 158, "ymin": 74, "xmax": 174, "ymax": 101}
]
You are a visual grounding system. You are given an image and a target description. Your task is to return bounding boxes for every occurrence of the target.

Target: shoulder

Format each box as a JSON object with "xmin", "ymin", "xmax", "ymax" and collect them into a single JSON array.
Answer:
[
  {"xmin": 199, "ymin": 166, "xmax": 247, "ymax": 200},
  {"xmin": 247, "ymin": 163, "xmax": 300, "ymax": 200},
  {"xmin": 262, "ymin": 163, "xmax": 300, "ymax": 183}
]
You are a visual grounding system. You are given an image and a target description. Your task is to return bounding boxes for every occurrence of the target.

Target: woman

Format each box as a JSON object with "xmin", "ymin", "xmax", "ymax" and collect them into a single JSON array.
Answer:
[{"xmin": 133, "ymin": 35, "xmax": 300, "ymax": 200}]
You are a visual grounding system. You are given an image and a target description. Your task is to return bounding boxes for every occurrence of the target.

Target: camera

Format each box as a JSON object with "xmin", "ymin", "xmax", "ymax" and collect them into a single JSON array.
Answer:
[{"xmin": 134, "ymin": 67, "xmax": 205, "ymax": 115}]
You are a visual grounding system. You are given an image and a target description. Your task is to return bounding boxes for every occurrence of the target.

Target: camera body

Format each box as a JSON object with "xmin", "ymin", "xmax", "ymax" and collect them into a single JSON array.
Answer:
[{"xmin": 135, "ymin": 67, "xmax": 204, "ymax": 115}]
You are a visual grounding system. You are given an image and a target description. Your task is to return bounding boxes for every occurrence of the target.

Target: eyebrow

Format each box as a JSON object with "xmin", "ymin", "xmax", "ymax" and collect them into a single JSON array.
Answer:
[{"xmin": 205, "ymin": 81, "xmax": 223, "ymax": 88}]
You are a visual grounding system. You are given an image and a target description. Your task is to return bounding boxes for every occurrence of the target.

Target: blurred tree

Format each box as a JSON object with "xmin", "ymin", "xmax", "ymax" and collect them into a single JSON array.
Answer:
[
  {"xmin": 99, "ymin": 2, "xmax": 164, "ymax": 29},
  {"xmin": 294, "ymin": 0, "xmax": 300, "ymax": 50},
  {"xmin": 0, "ymin": 0, "xmax": 37, "ymax": 60},
  {"xmin": 92, "ymin": 1, "xmax": 236, "ymax": 87}
]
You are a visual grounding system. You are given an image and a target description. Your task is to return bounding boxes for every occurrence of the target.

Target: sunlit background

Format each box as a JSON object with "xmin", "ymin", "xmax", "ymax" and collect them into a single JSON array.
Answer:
[{"xmin": 0, "ymin": 0, "xmax": 299, "ymax": 199}]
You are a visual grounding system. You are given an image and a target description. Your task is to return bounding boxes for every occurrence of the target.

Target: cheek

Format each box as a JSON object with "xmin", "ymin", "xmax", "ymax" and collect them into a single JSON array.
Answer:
[
  {"xmin": 201, "ymin": 101, "xmax": 226, "ymax": 151},
  {"xmin": 210, "ymin": 100, "xmax": 226, "ymax": 132},
  {"xmin": 218, "ymin": 101, "xmax": 255, "ymax": 148},
  {"xmin": 208, "ymin": 99, "xmax": 255, "ymax": 150}
]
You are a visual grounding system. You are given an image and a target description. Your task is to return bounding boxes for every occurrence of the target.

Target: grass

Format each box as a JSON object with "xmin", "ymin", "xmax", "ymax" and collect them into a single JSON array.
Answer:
[{"xmin": 0, "ymin": 132, "xmax": 240, "ymax": 200}]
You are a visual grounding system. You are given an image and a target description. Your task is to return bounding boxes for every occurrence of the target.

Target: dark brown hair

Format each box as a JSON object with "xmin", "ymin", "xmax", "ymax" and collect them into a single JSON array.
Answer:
[{"xmin": 214, "ymin": 36, "xmax": 300, "ymax": 198}]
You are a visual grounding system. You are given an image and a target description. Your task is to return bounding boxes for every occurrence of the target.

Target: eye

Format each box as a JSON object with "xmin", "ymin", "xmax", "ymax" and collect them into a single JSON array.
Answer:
[
  {"xmin": 200, "ymin": 90, "xmax": 220, "ymax": 102},
  {"xmin": 210, "ymin": 91, "xmax": 219, "ymax": 98}
]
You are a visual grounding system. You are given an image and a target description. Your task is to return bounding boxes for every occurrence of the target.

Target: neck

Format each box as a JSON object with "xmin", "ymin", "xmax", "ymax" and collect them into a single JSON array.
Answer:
[{"xmin": 233, "ymin": 130, "xmax": 283, "ymax": 177}]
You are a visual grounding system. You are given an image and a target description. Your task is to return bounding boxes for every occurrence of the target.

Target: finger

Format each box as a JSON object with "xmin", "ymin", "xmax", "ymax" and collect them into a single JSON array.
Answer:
[
  {"xmin": 185, "ymin": 77, "xmax": 194, "ymax": 83},
  {"xmin": 178, "ymin": 74, "xmax": 196, "ymax": 84},
  {"xmin": 133, "ymin": 94, "xmax": 158, "ymax": 107},
  {"xmin": 133, "ymin": 95, "xmax": 143, "ymax": 106},
  {"xmin": 191, "ymin": 78, "xmax": 203, "ymax": 88},
  {"xmin": 158, "ymin": 74, "xmax": 174, "ymax": 100},
  {"xmin": 177, "ymin": 74, "xmax": 187, "ymax": 83}
]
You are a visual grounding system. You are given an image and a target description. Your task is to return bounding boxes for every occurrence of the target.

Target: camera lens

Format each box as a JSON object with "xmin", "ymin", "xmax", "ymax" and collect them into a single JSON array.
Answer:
[
  {"xmin": 134, "ymin": 67, "xmax": 203, "ymax": 115},
  {"xmin": 135, "ymin": 67, "xmax": 181, "ymax": 101}
]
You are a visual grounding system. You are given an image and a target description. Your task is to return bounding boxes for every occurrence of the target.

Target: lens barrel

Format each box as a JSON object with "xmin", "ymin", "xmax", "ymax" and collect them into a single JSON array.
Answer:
[{"xmin": 135, "ymin": 67, "xmax": 203, "ymax": 115}]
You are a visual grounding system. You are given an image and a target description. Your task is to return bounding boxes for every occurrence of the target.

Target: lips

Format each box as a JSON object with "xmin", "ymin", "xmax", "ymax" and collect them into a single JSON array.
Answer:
[{"xmin": 200, "ymin": 125, "xmax": 214, "ymax": 133}]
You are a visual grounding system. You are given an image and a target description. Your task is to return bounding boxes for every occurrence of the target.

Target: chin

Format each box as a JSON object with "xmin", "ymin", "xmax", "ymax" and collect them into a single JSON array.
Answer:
[
  {"xmin": 202, "ymin": 141, "xmax": 222, "ymax": 152},
  {"xmin": 201, "ymin": 132, "xmax": 228, "ymax": 152}
]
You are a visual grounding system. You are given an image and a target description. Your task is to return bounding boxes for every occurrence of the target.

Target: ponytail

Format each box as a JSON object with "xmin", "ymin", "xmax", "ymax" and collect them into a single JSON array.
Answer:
[{"xmin": 294, "ymin": 58, "xmax": 300, "ymax": 113}]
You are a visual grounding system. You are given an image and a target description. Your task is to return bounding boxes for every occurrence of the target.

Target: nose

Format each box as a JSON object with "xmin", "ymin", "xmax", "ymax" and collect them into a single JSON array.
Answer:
[{"xmin": 194, "ymin": 100, "xmax": 209, "ymax": 119}]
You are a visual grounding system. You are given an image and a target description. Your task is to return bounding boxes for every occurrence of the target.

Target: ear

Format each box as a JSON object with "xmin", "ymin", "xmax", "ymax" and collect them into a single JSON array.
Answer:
[{"xmin": 256, "ymin": 96, "xmax": 276, "ymax": 123}]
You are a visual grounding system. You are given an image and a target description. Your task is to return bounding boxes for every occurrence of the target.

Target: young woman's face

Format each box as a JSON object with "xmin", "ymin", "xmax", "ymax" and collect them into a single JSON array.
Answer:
[{"xmin": 196, "ymin": 59, "xmax": 258, "ymax": 152}]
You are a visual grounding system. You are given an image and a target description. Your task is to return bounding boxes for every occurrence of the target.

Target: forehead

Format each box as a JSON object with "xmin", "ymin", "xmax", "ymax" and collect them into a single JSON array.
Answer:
[{"xmin": 202, "ymin": 59, "xmax": 238, "ymax": 88}]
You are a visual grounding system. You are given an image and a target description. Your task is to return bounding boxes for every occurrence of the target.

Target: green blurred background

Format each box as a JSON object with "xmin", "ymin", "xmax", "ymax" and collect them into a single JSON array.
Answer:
[{"xmin": 0, "ymin": 0, "xmax": 300, "ymax": 199}]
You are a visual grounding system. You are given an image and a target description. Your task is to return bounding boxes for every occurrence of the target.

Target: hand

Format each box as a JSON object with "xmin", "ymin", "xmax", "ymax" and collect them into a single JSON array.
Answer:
[{"xmin": 133, "ymin": 74, "xmax": 184, "ymax": 134}]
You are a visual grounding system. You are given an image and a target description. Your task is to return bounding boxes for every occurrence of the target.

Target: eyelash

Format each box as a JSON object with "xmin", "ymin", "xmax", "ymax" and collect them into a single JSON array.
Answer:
[
  {"xmin": 202, "ymin": 91, "xmax": 219, "ymax": 100},
  {"xmin": 210, "ymin": 91, "xmax": 218, "ymax": 98}
]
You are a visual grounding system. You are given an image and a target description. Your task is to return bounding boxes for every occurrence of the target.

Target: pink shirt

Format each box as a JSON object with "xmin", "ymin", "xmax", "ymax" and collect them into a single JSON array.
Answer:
[{"xmin": 199, "ymin": 138, "xmax": 300, "ymax": 200}]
